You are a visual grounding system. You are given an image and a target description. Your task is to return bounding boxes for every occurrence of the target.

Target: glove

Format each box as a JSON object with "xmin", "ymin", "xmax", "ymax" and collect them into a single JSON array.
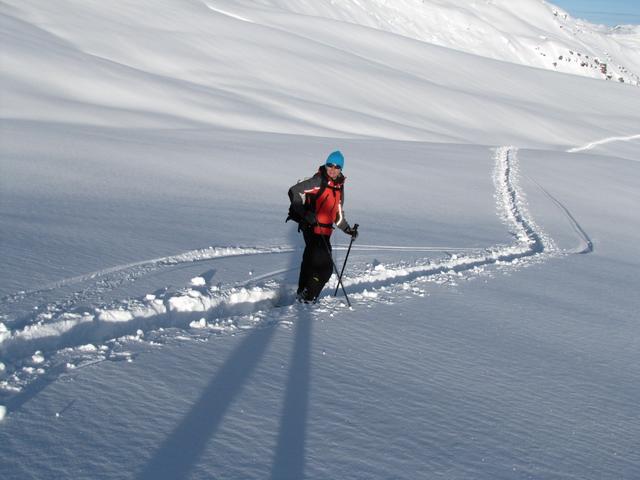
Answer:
[{"xmin": 345, "ymin": 225, "xmax": 359, "ymax": 239}]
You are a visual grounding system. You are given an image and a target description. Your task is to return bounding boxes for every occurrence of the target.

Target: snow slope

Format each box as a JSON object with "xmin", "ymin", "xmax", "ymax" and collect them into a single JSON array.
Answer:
[
  {"xmin": 237, "ymin": 0, "xmax": 640, "ymax": 84},
  {"xmin": 1, "ymin": 1, "xmax": 639, "ymax": 479},
  {"xmin": 2, "ymin": 0, "xmax": 639, "ymax": 146}
]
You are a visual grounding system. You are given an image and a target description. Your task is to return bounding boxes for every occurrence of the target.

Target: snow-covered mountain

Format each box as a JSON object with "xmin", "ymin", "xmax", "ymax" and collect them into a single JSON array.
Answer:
[
  {"xmin": 1, "ymin": 1, "xmax": 639, "ymax": 479},
  {"xmin": 238, "ymin": 0, "xmax": 640, "ymax": 84},
  {"xmin": 2, "ymin": 0, "xmax": 638, "ymax": 147}
]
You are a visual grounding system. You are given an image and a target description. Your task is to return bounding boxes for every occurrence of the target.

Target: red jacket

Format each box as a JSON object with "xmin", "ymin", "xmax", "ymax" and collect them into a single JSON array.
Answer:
[{"xmin": 288, "ymin": 166, "xmax": 350, "ymax": 236}]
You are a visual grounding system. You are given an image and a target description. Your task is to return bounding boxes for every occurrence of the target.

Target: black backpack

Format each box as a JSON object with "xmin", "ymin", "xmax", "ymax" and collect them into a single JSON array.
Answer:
[
  {"xmin": 285, "ymin": 176, "xmax": 328, "ymax": 224},
  {"xmin": 286, "ymin": 190, "xmax": 303, "ymax": 224}
]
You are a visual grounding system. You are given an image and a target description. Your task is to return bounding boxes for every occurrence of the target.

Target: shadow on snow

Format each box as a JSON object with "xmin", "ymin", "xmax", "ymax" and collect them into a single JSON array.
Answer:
[{"xmin": 136, "ymin": 224, "xmax": 312, "ymax": 479}]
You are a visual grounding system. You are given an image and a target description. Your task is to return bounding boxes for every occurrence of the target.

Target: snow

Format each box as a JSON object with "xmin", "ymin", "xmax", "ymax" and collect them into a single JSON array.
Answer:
[
  {"xmin": 567, "ymin": 133, "xmax": 640, "ymax": 153},
  {"xmin": 237, "ymin": 0, "xmax": 640, "ymax": 84},
  {"xmin": 30, "ymin": 351, "xmax": 45, "ymax": 365},
  {"xmin": 190, "ymin": 276, "xmax": 206, "ymax": 287},
  {"xmin": 1, "ymin": 0, "xmax": 640, "ymax": 479}
]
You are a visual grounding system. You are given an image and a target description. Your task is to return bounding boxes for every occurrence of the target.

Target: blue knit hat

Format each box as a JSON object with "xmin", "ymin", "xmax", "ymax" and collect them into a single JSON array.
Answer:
[{"xmin": 326, "ymin": 150, "xmax": 344, "ymax": 169}]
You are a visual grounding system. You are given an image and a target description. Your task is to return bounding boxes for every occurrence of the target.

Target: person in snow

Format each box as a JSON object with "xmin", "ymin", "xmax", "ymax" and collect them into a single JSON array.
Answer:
[{"xmin": 287, "ymin": 150, "xmax": 358, "ymax": 303}]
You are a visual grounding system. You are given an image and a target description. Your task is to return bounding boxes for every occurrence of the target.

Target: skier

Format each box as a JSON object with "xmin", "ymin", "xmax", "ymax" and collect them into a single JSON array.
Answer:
[{"xmin": 287, "ymin": 150, "xmax": 358, "ymax": 303}]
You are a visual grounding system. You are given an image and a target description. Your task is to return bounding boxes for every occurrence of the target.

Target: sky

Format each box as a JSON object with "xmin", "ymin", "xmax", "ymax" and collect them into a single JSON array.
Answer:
[{"xmin": 551, "ymin": 0, "xmax": 640, "ymax": 25}]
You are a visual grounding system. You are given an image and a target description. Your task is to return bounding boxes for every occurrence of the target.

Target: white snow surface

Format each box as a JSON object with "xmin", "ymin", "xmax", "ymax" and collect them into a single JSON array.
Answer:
[
  {"xmin": 248, "ymin": 0, "xmax": 640, "ymax": 84},
  {"xmin": 1, "ymin": 1, "xmax": 639, "ymax": 479}
]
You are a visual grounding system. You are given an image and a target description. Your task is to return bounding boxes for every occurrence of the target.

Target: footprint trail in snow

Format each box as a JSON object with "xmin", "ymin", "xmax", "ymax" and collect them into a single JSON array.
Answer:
[{"xmin": 0, "ymin": 147, "xmax": 586, "ymax": 410}]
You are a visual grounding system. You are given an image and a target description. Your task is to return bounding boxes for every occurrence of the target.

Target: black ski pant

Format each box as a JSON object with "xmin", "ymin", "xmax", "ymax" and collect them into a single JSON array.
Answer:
[{"xmin": 298, "ymin": 229, "xmax": 333, "ymax": 301}]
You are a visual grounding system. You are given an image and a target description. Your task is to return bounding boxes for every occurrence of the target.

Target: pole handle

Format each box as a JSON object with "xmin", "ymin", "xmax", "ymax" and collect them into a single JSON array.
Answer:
[{"xmin": 333, "ymin": 225, "xmax": 358, "ymax": 298}]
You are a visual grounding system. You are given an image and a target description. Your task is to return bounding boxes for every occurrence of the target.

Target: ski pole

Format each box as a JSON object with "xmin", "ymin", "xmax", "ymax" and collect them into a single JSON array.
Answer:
[
  {"xmin": 334, "ymin": 224, "xmax": 358, "ymax": 296},
  {"xmin": 320, "ymin": 235, "xmax": 351, "ymax": 308}
]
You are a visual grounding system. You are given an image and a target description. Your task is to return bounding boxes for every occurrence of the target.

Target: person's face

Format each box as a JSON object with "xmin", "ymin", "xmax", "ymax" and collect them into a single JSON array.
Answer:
[{"xmin": 326, "ymin": 163, "xmax": 341, "ymax": 180}]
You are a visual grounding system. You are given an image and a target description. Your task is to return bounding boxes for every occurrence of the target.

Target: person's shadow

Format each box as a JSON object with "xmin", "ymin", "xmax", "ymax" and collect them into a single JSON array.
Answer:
[
  {"xmin": 269, "ymin": 291, "xmax": 312, "ymax": 479},
  {"xmin": 137, "ymin": 224, "xmax": 312, "ymax": 480}
]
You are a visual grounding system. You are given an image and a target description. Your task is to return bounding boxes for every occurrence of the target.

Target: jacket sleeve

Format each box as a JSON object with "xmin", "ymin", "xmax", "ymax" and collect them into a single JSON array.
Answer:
[
  {"xmin": 288, "ymin": 176, "xmax": 321, "ymax": 219},
  {"xmin": 335, "ymin": 188, "xmax": 350, "ymax": 232}
]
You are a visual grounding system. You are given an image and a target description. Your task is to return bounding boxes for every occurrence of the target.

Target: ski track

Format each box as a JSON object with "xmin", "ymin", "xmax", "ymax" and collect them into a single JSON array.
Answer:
[
  {"xmin": 567, "ymin": 133, "xmax": 640, "ymax": 153},
  {"xmin": 1, "ymin": 146, "xmax": 585, "ymax": 411},
  {"xmin": 528, "ymin": 176, "xmax": 594, "ymax": 254},
  {"xmin": 1, "ymin": 246, "xmax": 294, "ymax": 306},
  {"xmin": 204, "ymin": 3, "xmax": 255, "ymax": 24}
]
